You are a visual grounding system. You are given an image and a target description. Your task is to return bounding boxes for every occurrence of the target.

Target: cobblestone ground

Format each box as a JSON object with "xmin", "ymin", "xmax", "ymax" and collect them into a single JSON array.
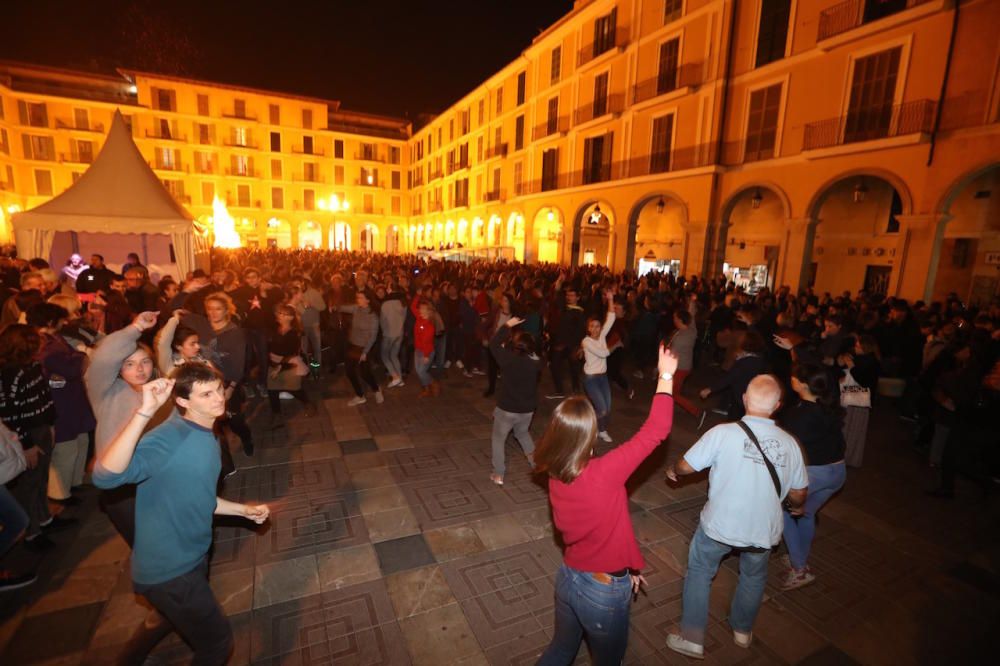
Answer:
[{"xmin": 0, "ymin": 363, "xmax": 995, "ymax": 665}]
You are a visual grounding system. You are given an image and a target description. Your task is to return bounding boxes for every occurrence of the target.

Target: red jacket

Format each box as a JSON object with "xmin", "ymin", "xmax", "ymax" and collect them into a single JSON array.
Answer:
[
  {"xmin": 410, "ymin": 295, "xmax": 435, "ymax": 355},
  {"xmin": 548, "ymin": 393, "xmax": 674, "ymax": 572}
]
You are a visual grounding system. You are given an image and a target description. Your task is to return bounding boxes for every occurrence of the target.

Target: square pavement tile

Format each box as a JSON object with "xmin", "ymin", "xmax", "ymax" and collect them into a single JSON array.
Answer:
[
  {"xmin": 339, "ymin": 437, "xmax": 378, "ymax": 455},
  {"xmin": 261, "ymin": 621, "xmax": 412, "ymax": 666},
  {"xmin": 385, "ymin": 565, "xmax": 457, "ymax": 618},
  {"xmin": 458, "ymin": 588, "xmax": 541, "ymax": 650},
  {"xmin": 397, "ymin": 602, "xmax": 483, "ymax": 666},
  {"xmin": 253, "ymin": 554, "xmax": 321, "ymax": 609},
  {"xmin": 3, "ymin": 601, "xmax": 104, "ymax": 663},
  {"xmin": 424, "ymin": 525, "xmax": 488, "ymax": 562},
  {"xmin": 373, "ymin": 534, "xmax": 436, "ymax": 575},
  {"xmin": 470, "ymin": 514, "xmax": 532, "ymax": 551},
  {"xmin": 27, "ymin": 563, "xmax": 122, "ymax": 617},
  {"xmin": 483, "ymin": 628, "xmax": 551, "ymax": 665},
  {"xmin": 316, "ymin": 543, "xmax": 383, "ymax": 592},
  {"xmin": 363, "ymin": 506, "xmax": 422, "ymax": 543}
]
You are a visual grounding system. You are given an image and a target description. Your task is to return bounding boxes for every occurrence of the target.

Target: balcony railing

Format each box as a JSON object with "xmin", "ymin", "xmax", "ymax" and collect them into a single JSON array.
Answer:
[
  {"xmin": 429, "ymin": 168, "xmax": 443, "ymax": 181},
  {"xmin": 361, "ymin": 206, "xmax": 385, "ymax": 215},
  {"xmin": 818, "ymin": 0, "xmax": 934, "ymax": 41},
  {"xmin": 574, "ymin": 94, "xmax": 625, "ymax": 125},
  {"xmin": 294, "ymin": 173, "xmax": 322, "ymax": 183},
  {"xmin": 151, "ymin": 161, "xmax": 188, "ymax": 173},
  {"xmin": 354, "ymin": 152, "xmax": 385, "ymax": 162},
  {"xmin": 484, "ymin": 143, "xmax": 508, "ymax": 159},
  {"xmin": 428, "ymin": 201, "xmax": 444, "ymax": 212},
  {"xmin": 632, "ymin": 63, "xmax": 705, "ymax": 104},
  {"xmin": 803, "ymin": 99, "xmax": 936, "ymax": 150},
  {"xmin": 483, "ymin": 189, "xmax": 504, "ymax": 202},
  {"xmin": 578, "ymin": 26, "xmax": 630, "ymax": 67},
  {"xmin": 533, "ymin": 116, "xmax": 570, "ymax": 141},
  {"xmin": 228, "ymin": 198, "xmax": 262, "ymax": 209},
  {"xmin": 223, "ymin": 139, "xmax": 259, "ymax": 149},
  {"xmin": 55, "ymin": 119, "xmax": 105, "ymax": 133},
  {"xmin": 293, "ymin": 146, "xmax": 326, "ymax": 156},
  {"xmin": 222, "ymin": 111, "xmax": 258, "ymax": 121},
  {"xmin": 355, "ymin": 178, "xmax": 385, "ymax": 188},
  {"xmin": 193, "ymin": 163, "xmax": 216, "ymax": 175},
  {"xmin": 145, "ymin": 130, "xmax": 187, "ymax": 142},
  {"xmin": 225, "ymin": 168, "xmax": 260, "ymax": 178},
  {"xmin": 60, "ymin": 152, "xmax": 94, "ymax": 165}
]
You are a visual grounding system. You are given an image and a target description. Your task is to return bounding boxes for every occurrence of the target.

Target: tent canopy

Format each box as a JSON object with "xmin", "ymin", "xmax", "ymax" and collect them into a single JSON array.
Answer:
[{"xmin": 12, "ymin": 110, "xmax": 205, "ymax": 275}]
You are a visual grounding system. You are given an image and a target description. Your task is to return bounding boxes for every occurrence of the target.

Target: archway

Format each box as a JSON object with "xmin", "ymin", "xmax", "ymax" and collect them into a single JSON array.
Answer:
[
  {"xmin": 711, "ymin": 186, "xmax": 789, "ymax": 292},
  {"xmin": 626, "ymin": 194, "xmax": 687, "ymax": 276},
  {"xmin": 444, "ymin": 220, "xmax": 456, "ymax": 246},
  {"xmin": 507, "ymin": 212, "xmax": 525, "ymax": 261},
  {"xmin": 329, "ymin": 221, "xmax": 352, "ymax": 251},
  {"xmin": 472, "ymin": 217, "xmax": 485, "ymax": 247},
  {"xmin": 265, "ymin": 218, "xmax": 291, "ymax": 249},
  {"xmin": 807, "ymin": 175, "xmax": 909, "ymax": 297},
  {"xmin": 387, "ymin": 225, "xmax": 401, "ymax": 254},
  {"xmin": 928, "ymin": 164, "xmax": 1000, "ymax": 305},
  {"xmin": 532, "ymin": 206, "xmax": 564, "ymax": 264},
  {"xmin": 457, "ymin": 218, "xmax": 469, "ymax": 247},
  {"xmin": 571, "ymin": 200, "xmax": 616, "ymax": 267},
  {"xmin": 298, "ymin": 220, "xmax": 322, "ymax": 249},
  {"xmin": 360, "ymin": 224, "xmax": 379, "ymax": 252},
  {"xmin": 487, "ymin": 215, "xmax": 503, "ymax": 246}
]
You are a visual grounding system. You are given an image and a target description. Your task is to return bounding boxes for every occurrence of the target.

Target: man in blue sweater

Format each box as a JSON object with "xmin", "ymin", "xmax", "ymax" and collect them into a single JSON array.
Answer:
[{"xmin": 94, "ymin": 363, "xmax": 269, "ymax": 665}]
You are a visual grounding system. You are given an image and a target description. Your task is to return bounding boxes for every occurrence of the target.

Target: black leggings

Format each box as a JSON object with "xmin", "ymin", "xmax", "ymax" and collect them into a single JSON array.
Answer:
[
  {"xmin": 608, "ymin": 347, "xmax": 630, "ymax": 392},
  {"xmin": 346, "ymin": 345, "xmax": 379, "ymax": 396},
  {"xmin": 268, "ymin": 390, "xmax": 309, "ymax": 414}
]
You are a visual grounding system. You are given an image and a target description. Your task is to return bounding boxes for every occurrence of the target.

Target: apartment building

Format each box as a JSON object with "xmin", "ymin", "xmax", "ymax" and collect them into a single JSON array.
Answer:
[{"xmin": 2, "ymin": 0, "xmax": 999, "ymax": 303}]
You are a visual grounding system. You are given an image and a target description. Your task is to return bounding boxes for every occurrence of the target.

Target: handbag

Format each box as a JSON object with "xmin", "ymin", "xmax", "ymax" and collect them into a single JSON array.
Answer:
[
  {"xmin": 0, "ymin": 422, "xmax": 28, "ymax": 485},
  {"xmin": 840, "ymin": 369, "xmax": 872, "ymax": 408}
]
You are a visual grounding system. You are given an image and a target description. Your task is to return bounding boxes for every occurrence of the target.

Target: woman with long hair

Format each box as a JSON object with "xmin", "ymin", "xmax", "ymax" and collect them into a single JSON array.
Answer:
[
  {"xmin": 267, "ymin": 304, "xmax": 315, "ymax": 420},
  {"xmin": 580, "ymin": 289, "xmax": 615, "ymax": 442},
  {"xmin": 154, "ymin": 310, "xmax": 209, "ymax": 376},
  {"xmin": 535, "ymin": 345, "xmax": 677, "ymax": 664},
  {"xmin": 778, "ymin": 363, "xmax": 847, "ymax": 590}
]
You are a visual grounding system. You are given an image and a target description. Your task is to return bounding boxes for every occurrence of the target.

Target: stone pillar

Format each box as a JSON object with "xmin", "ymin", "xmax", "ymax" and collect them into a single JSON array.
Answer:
[
  {"xmin": 289, "ymin": 221, "xmax": 300, "ymax": 250},
  {"xmin": 320, "ymin": 220, "xmax": 332, "ymax": 250},
  {"xmin": 890, "ymin": 214, "xmax": 944, "ymax": 301},
  {"xmin": 777, "ymin": 218, "xmax": 813, "ymax": 292}
]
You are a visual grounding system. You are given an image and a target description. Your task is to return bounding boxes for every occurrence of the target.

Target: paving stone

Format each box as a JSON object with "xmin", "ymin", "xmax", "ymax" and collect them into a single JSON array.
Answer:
[
  {"xmin": 253, "ymin": 555, "xmax": 321, "ymax": 609},
  {"xmin": 2, "ymin": 602, "xmax": 104, "ymax": 663},
  {"xmin": 339, "ymin": 437, "xmax": 378, "ymax": 454},
  {"xmin": 385, "ymin": 565, "xmax": 457, "ymax": 618},
  {"xmin": 373, "ymin": 534, "xmax": 437, "ymax": 575},
  {"xmin": 316, "ymin": 543, "xmax": 382, "ymax": 591},
  {"xmin": 397, "ymin": 602, "xmax": 482, "ymax": 666}
]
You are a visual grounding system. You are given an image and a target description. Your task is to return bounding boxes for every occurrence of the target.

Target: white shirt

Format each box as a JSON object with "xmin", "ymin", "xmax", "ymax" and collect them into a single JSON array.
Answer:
[
  {"xmin": 581, "ymin": 311, "xmax": 615, "ymax": 375},
  {"xmin": 683, "ymin": 416, "xmax": 808, "ymax": 549}
]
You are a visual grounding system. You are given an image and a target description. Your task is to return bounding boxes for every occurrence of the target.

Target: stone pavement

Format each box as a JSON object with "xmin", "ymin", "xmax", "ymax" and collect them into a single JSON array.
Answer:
[{"xmin": 0, "ymin": 364, "xmax": 996, "ymax": 665}]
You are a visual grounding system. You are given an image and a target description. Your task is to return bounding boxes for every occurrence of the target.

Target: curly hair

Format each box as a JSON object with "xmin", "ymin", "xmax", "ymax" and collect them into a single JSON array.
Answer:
[{"xmin": 0, "ymin": 324, "xmax": 40, "ymax": 367}]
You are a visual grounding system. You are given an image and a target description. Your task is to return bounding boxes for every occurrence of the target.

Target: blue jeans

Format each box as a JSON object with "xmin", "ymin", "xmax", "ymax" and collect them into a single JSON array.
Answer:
[
  {"xmin": 381, "ymin": 335, "xmax": 402, "ymax": 379},
  {"xmin": 414, "ymin": 350, "xmax": 433, "ymax": 387},
  {"xmin": 0, "ymin": 485, "xmax": 29, "ymax": 557},
  {"xmin": 538, "ymin": 564, "xmax": 633, "ymax": 666},
  {"xmin": 583, "ymin": 373, "xmax": 611, "ymax": 432},
  {"xmin": 680, "ymin": 525, "xmax": 770, "ymax": 645},
  {"xmin": 783, "ymin": 462, "xmax": 846, "ymax": 570}
]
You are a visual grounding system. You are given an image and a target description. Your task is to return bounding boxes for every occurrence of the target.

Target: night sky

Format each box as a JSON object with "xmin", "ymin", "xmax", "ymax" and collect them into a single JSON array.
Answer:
[{"xmin": 0, "ymin": 0, "xmax": 573, "ymax": 119}]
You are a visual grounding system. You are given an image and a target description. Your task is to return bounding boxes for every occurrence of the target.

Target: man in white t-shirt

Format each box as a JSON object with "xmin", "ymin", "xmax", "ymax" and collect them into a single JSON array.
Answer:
[{"xmin": 664, "ymin": 374, "xmax": 808, "ymax": 659}]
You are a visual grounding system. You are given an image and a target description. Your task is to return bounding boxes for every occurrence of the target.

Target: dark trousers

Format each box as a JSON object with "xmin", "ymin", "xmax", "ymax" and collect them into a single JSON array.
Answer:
[
  {"xmin": 549, "ymin": 345, "xmax": 581, "ymax": 394},
  {"xmin": 100, "ymin": 485, "xmax": 136, "ymax": 547},
  {"xmin": 486, "ymin": 348, "xmax": 499, "ymax": 393},
  {"xmin": 246, "ymin": 328, "xmax": 269, "ymax": 387},
  {"xmin": 0, "ymin": 485, "xmax": 29, "ymax": 557},
  {"xmin": 446, "ymin": 328, "xmax": 463, "ymax": 363},
  {"xmin": 268, "ymin": 390, "xmax": 309, "ymax": 414},
  {"xmin": 345, "ymin": 345, "xmax": 379, "ymax": 396},
  {"xmin": 224, "ymin": 388, "xmax": 252, "ymax": 454},
  {"xmin": 607, "ymin": 347, "xmax": 630, "ymax": 392},
  {"xmin": 121, "ymin": 558, "xmax": 232, "ymax": 666},
  {"xmin": 463, "ymin": 332, "xmax": 481, "ymax": 370},
  {"xmin": 10, "ymin": 425, "xmax": 54, "ymax": 538}
]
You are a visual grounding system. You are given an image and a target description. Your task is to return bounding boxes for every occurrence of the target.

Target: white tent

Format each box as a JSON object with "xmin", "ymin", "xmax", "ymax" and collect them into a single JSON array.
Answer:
[{"xmin": 12, "ymin": 110, "xmax": 209, "ymax": 280}]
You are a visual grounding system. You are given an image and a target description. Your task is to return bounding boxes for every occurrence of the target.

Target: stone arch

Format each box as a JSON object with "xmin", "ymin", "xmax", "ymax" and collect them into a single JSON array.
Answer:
[
  {"xmin": 625, "ymin": 191, "xmax": 690, "ymax": 273},
  {"xmin": 506, "ymin": 209, "xmax": 526, "ymax": 261},
  {"xmin": 570, "ymin": 198, "xmax": 618, "ymax": 268},
  {"xmin": 531, "ymin": 204, "xmax": 566, "ymax": 264},
  {"xmin": 805, "ymin": 168, "xmax": 914, "ymax": 220},
  {"xmin": 706, "ymin": 183, "xmax": 791, "ymax": 290}
]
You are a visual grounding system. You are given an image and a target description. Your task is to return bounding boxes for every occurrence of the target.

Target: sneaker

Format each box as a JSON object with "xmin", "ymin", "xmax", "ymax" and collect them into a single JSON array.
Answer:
[
  {"xmin": 780, "ymin": 567, "xmax": 816, "ymax": 591},
  {"xmin": 489, "ymin": 473, "xmax": 504, "ymax": 486},
  {"xmin": 0, "ymin": 570, "xmax": 37, "ymax": 592},
  {"xmin": 444, "ymin": 360, "xmax": 452, "ymax": 369},
  {"xmin": 463, "ymin": 370, "xmax": 474, "ymax": 378},
  {"xmin": 545, "ymin": 393, "xmax": 566, "ymax": 400},
  {"xmin": 387, "ymin": 378, "xmax": 403, "ymax": 388},
  {"xmin": 455, "ymin": 360, "xmax": 464, "ymax": 369},
  {"xmin": 347, "ymin": 396, "xmax": 367, "ymax": 407},
  {"xmin": 598, "ymin": 431, "xmax": 612, "ymax": 443},
  {"xmin": 279, "ymin": 391, "xmax": 294, "ymax": 400},
  {"xmin": 665, "ymin": 634, "xmax": 704, "ymax": 659},
  {"xmin": 471, "ymin": 368, "xmax": 486, "ymax": 375},
  {"xmin": 733, "ymin": 630, "xmax": 753, "ymax": 649},
  {"xmin": 374, "ymin": 390, "xmax": 385, "ymax": 404}
]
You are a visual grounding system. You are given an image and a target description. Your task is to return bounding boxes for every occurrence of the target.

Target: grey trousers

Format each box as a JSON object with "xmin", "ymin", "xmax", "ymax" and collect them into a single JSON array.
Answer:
[{"xmin": 491, "ymin": 407, "xmax": 535, "ymax": 477}]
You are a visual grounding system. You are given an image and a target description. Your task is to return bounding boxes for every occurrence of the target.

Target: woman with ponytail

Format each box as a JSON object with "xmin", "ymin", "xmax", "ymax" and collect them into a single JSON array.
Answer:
[{"xmin": 777, "ymin": 363, "xmax": 846, "ymax": 590}]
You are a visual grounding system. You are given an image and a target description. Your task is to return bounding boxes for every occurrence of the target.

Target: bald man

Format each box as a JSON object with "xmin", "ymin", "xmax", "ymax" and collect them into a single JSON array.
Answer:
[{"xmin": 664, "ymin": 374, "xmax": 808, "ymax": 659}]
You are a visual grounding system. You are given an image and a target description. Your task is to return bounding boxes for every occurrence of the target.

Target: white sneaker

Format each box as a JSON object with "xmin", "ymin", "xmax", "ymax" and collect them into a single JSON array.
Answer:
[
  {"xmin": 471, "ymin": 368, "xmax": 486, "ymax": 375},
  {"xmin": 444, "ymin": 360, "xmax": 452, "ymax": 369},
  {"xmin": 463, "ymin": 370, "xmax": 474, "ymax": 378},
  {"xmin": 279, "ymin": 391, "xmax": 294, "ymax": 400},
  {"xmin": 666, "ymin": 634, "xmax": 704, "ymax": 659},
  {"xmin": 375, "ymin": 390, "xmax": 384, "ymax": 404},
  {"xmin": 347, "ymin": 396, "xmax": 367, "ymax": 407},
  {"xmin": 456, "ymin": 360, "xmax": 464, "ymax": 369},
  {"xmin": 733, "ymin": 630, "xmax": 752, "ymax": 649},
  {"xmin": 598, "ymin": 431, "xmax": 612, "ymax": 443},
  {"xmin": 387, "ymin": 378, "xmax": 403, "ymax": 388}
]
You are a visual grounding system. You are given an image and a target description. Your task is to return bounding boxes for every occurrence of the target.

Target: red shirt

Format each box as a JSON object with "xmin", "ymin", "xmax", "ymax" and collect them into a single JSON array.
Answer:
[
  {"xmin": 548, "ymin": 394, "xmax": 674, "ymax": 573},
  {"xmin": 410, "ymin": 295, "xmax": 435, "ymax": 355}
]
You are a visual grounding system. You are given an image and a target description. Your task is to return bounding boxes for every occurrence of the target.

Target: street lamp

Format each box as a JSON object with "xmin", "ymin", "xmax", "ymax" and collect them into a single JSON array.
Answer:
[
  {"xmin": 656, "ymin": 196, "xmax": 666, "ymax": 214},
  {"xmin": 853, "ymin": 180, "xmax": 867, "ymax": 204},
  {"xmin": 751, "ymin": 188, "xmax": 763, "ymax": 209}
]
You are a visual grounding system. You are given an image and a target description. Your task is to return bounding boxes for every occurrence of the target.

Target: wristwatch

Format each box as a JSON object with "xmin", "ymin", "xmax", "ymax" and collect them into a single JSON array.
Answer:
[{"xmin": 660, "ymin": 372, "xmax": 673, "ymax": 381}]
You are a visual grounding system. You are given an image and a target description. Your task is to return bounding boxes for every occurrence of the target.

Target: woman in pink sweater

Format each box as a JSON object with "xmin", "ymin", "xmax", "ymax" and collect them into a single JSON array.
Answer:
[{"xmin": 535, "ymin": 344, "xmax": 677, "ymax": 664}]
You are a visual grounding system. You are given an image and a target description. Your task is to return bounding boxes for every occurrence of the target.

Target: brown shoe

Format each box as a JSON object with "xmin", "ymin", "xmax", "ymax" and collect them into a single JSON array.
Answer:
[
  {"xmin": 430, "ymin": 381, "xmax": 442, "ymax": 396},
  {"xmin": 418, "ymin": 386, "xmax": 431, "ymax": 398}
]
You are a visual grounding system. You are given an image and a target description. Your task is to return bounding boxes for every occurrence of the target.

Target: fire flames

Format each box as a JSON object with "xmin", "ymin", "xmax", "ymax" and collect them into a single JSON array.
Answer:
[{"xmin": 211, "ymin": 197, "xmax": 242, "ymax": 248}]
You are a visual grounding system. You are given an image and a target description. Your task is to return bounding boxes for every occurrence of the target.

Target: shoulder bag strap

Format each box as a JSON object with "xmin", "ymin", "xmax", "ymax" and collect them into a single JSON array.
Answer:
[{"xmin": 736, "ymin": 420, "xmax": 782, "ymax": 499}]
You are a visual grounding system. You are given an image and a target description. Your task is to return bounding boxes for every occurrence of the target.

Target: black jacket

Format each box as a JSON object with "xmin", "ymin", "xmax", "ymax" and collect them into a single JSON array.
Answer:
[{"xmin": 490, "ymin": 327, "xmax": 541, "ymax": 413}]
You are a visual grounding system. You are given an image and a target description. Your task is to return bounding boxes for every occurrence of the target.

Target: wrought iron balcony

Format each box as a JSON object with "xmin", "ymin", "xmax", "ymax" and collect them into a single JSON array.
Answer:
[
  {"xmin": 532, "ymin": 116, "xmax": 570, "ymax": 141},
  {"xmin": 818, "ymin": 0, "xmax": 934, "ymax": 41},
  {"xmin": 632, "ymin": 63, "xmax": 705, "ymax": 104},
  {"xmin": 803, "ymin": 99, "xmax": 936, "ymax": 150},
  {"xmin": 574, "ymin": 94, "xmax": 625, "ymax": 125}
]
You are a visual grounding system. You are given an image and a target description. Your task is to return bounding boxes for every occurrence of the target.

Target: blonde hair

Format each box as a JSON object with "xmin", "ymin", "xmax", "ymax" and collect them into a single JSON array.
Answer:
[
  {"xmin": 532, "ymin": 396, "xmax": 597, "ymax": 484},
  {"xmin": 47, "ymin": 293, "xmax": 82, "ymax": 318},
  {"xmin": 203, "ymin": 292, "xmax": 237, "ymax": 318}
]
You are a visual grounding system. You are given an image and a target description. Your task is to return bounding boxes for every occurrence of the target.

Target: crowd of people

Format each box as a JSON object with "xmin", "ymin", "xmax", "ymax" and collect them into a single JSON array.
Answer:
[{"xmin": 0, "ymin": 243, "xmax": 998, "ymax": 663}]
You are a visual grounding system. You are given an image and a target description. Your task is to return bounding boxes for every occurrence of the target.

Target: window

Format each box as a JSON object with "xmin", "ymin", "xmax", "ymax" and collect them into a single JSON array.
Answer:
[
  {"xmin": 156, "ymin": 88, "xmax": 174, "ymax": 112},
  {"xmin": 5, "ymin": 165, "xmax": 13, "ymax": 190},
  {"xmin": 361, "ymin": 142, "xmax": 376, "ymax": 161},
  {"xmin": 496, "ymin": 87, "xmax": 503, "ymax": 115},
  {"xmin": 513, "ymin": 162, "xmax": 523, "ymax": 196},
  {"xmin": 650, "ymin": 114, "xmax": 674, "ymax": 173},
  {"xmin": 361, "ymin": 166, "xmax": 378, "ymax": 186},
  {"xmin": 234, "ymin": 99, "xmax": 246, "ymax": 118},
  {"xmin": 156, "ymin": 118, "xmax": 171, "ymax": 139},
  {"xmin": 156, "ymin": 148, "xmax": 176, "ymax": 170},
  {"xmin": 304, "ymin": 162, "xmax": 317, "ymax": 182},
  {"xmin": 657, "ymin": 38, "xmax": 680, "ymax": 94},
  {"xmin": 271, "ymin": 158, "xmax": 282, "ymax": 179},
  {"xmin": 270, "ymin": 132, "xmax": 281, "ymax": 152},
  {"xmin": 74, "ymin": 108, "xmax": 89, "ymax": 130},
  {"xmin": 18, "ymin": 101, "xmax": 48, "ymax": 127},
  {"xmin": 202, "ymin": 181, "xmax": 215, "ymax": 205},
  {"xmin": 0, "ymin": 128, "xmax": 8, "ymax": 154},
  {"xmin": 197, "ymin": 94, "xmax": 209, "ymax": 116},
  {"xmin": 515, "ymin": 115, "xmax": 525, "ymax": 151},
  {"xmin": 232, "ymin": 126, "xmax": 249, "ymax": 147},
  {"xmin": 593, "ymin": 7, "xmax": 618, "ymax": 57},
  {"xmin": 34, "ymin": 169, "xmax": 53, "ymax": 196},
  {"xmin": 303, "ymin": 136, "xmax": 314, "ymax": 154},
  {"xmin": 334, "ymin": 139, "xmax": 344, "ymax": 158},
  {"xmin": 232, "ymin": 154, "xmax": 250, "ymax": 176},
  {"xmin": 334, "ymin": 165, "xmax": 344, "ymax": 185},
  {"xmin": 455, "ymin": 178, "xmax": 469, "ymax": 207},
  {"xmin": 547, "ymin": 97, "xmax": 560, "ymax": 134},
  {"xmin": 22, "ymin": 134, "xmax": 55, "ymax": 160},
  {"xmin": 517, "ymin": 72, "xmax": 526, "ymax": 105},
  {"xmin": 551, "ymin": 46, "xmax": 562, "ymax": 84},
  {"xmin": 593, "ymin": 72, "xmax": 610, "ymax": 117},
  {"xmin": 391, "ymin": 196, "xmax": 401, "ymax": 216},
  {"xmin": 664, "ymin": 0, "xmax": 683, "ymax": 23},
  {"xmin": 478, "ymin": 99, "xmax": 485, "ymax": 125},
  {"xmin": 744, "ymin": 83, "xmax": 782, "ymax": 161},
  {"xmin": 389, "ymin": 146, "xmax": 400, "ymax": 164},
  {"xmin": 269, "ymin": 104, "xmax": 280, "ymax": 124},
  {"xmin": 449, "ymin": 119, "xmax": 454, "ymax": 142},
  {"xmin": 459, "ymin": 143, "xmax": 469, "ymax": 168},
  {"xmin": 887, "ymin": 190, "xmax": 902, "ymax": 233},
  {"xmin": 195, "ymin": 152, "xmax": 214, "ymax": 174},
  {"xmin": 198, "ymin": 123, "xmax": 211, "ymax": 144},
  {"xmin": 845, "ymin": 47, "xmax": 902, "ymax": 143},
  {"xmin": 0, "ymin": 98, "xmax": 4, "ymax": 120},
  {"xmin": 392, "ymin": 171, "xmax": 401, "ymax": 189},
  {"xmin": 582, "ymin": 133, "xmax": 613, "ymax": 184},
  {"xmin": 76, "ymin": 140, "xmax": 94, "ymax": 164},
  {"xmin": 492, "ymin": 168, "xmax": 501, "ymax": 195},
  {"xmin": 363, "ymin": 193, "xmax": 375, "ymax": 213},
  {"xmin": 541, "ymin": 149, "xmax": 559, "ymax": 191},
  {"xmin": 272, "ymin": 187, "xmax": 284, "ymax": 209},
  {"xmin": 755, "ymin": 0, "xmax": 791, "ymax": 68},
  {"xmin": 304, "ymin": 189, "xmax": 315, "ymax": 210},
  {"xmin": 477, "ymin": 136, "xmax": 484, "ymax": 161},
  {"xmin": 302, "ymin": 108, "xmax": 313, "ymax": 129},
  {"xmin": 494, "ymin": 127, "xmax": 503, "ymax": 150}
]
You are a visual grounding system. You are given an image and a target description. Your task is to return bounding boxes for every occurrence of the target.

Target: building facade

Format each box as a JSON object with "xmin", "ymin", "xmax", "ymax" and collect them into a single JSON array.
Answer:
[{"xmin": 2, "ymin": 0, "xmax": 999, "ymax": 303}]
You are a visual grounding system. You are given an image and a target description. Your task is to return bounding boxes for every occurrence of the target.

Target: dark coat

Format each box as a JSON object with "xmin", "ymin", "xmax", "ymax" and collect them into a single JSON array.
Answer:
[{"xmin": 39, "ymin": 332, "xmax": 96, "ymax": 442}]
